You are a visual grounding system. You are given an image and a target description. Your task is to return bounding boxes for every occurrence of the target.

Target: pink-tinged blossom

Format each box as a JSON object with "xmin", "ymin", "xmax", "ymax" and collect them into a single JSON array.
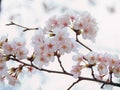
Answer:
[
  {"xmin": 81, "ymin": 12, "xmax": 98, "ymax": 42},
  {"xmin": 33, "ymin": 55, "xmax": 49, "ymax": 69},
  {"xmin": 34, "ymin": 43, "xmax": 45, "ymax": 55},
  {"xmin": 7, "ymin": 74, "xmax": 20, "ymax": 86},
  {"xmin": 63, "ymin": 10, "xmax": 80, "ymax": 22},
  {"xmin": 108, "ymin": 55, "xmax": 118, "ymax": 66},
  {"xmin": 13, "ymin": 37, "xmax": 26, "ymax": 48},
  {"xmin": 85, "ymin": 52, "xmax": 98, "ymax": 65},
  {"xmin": 73, "ymin": 11, "xmax": 98, "ymax": 42},
  {"xmin": 44, "ymin": 15, "xmax": 59, "ymax": 32},
  {"xmin": 71, "ymin": 64, "xmax": 84, "ymax": 78},
  {"xmin": 72, "ymin": 53, "xmax": 84, "ymax": 64},
  {"xmin": 57, "ymin": 15, "xmax": 71, "ymax": 28},
  {"xmin": 44, "ymin": 38, "xmax": 57, "ymax": 53},
  {"xmin": 0, "ymin": 53, "xmax": 8, "ymax": 76},
  {"xmin": 44, "ymin": 13, "xmax": 71, "ymax": 30},
  {"xmin": 94, "ymin": 74, "xmax": 103, "ymax": 81},
  {"xmin": 44, "ymin": 51, "xmax": 55, "ymax": 62},
  {"xmin": 31, "ymin": 30, "xmax": 45, "ymax": 47},
  {"xmin": 15, "ymin": 47, "xmax": 28, "ymax": 60},
  {"xmin": 113, "ymin": 65, "xmax": 120, "ymax": 78},
  {"xmin": 53, "ymin": 27, "xmax": 69, "ymax": 40},
  {"xmin": 58, "ymin": 39, "xmax": 73, "ymax": 54},
  {"xmin": 97, "ymin": 63, "xmax": 108, "ymax": 76},
  {"xmin": 73, "ymin": 16, "xmax": 84, "ymax": 30},
  {"xmin": 2, "ymin": 42, "xmax": 16, "ymax": 55},
  {"xmin": 97, "ymin": 53, "xmax": 110, "ymax": 65},
  {"xmin": 69, "ymin": 39, "xmax": 79, "ymax": 52},
  {"xmin": 82, "ymin": 24, "xmax": 98, "ymax": 42}
]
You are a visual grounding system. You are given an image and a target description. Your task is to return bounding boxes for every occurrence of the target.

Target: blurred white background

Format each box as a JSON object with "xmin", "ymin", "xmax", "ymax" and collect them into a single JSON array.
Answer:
[{"xmin": 0, "ymin": 0, "xmax": 120, "ymax": 90}]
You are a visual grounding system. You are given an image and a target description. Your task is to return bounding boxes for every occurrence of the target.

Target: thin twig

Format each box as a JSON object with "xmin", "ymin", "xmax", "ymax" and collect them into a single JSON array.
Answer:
[
  {"xmin": 101, "ymin": 83, "xmax": 105, "ymax": 89},
  {"xmin": 75, "ymin": 34, "xmax": 93, "ymax": 52},
  {"xmin": 91, "ymin": 66, "xmax": 96, "ymax": 80},
  {"xmin": 6, "ymin": 21, "xmax": 39, "ymax": 32},
  {"xmin": 109, "ymin": 71, "xmax": 113, "ymax": 83},
  {"xmin": 56, "ymin": 55, "xmax": 66, "ymax": 73},
  {"xmin": 67, "ymin": 78, "xmax": 81, "ymax": 90}
]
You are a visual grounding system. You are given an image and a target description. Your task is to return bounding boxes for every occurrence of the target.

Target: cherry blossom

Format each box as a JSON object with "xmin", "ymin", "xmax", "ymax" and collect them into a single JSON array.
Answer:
[
  {"xmin": 72, "ymin": 53, "xmax": 84, "ymax": 64},
  {"xmin": 63, "ymin": 10, "xmax": 80, "ymax": 22},
  {"xmin": 113, "ymin": 65, "xmax": 120, "ymax": 78},
  {"xmin": 84, "ymin": 51, "xmax": 98, "ymax": 65},
  {"xmin": 71, "ymin": 64, "xmax": 84, "ymax": 78},
  {"xmin": 0, "ymin": 53, "xmax": 8, "ymax": 76},
  {"xmin": 44, "ymin": 38, "xmax": 57, "ymax": 53},
  {"xmin": 7, "ymin": 74, "xmax": 20, "ymax": 86},
  {"xmin": 2, "ymin": 42, "xmax": 16, "ymax": 55},
  {"xmin": 15, "ymin": 47, "xmax": 28, "ymax": 60},
  {"xmin": 73, "ymin": 11, "xmax": 98, "ymax": 42},
  {"xmin": 31, "ymin": 30, "xmax": 45, "ymax": 47},
  {"xmin": 57, "ymin": 14, "xmax": 71, "ymax": 28},
  {"xmin": 13, "ymin": 37, "xmax": 26, "ymax": 48},
  {"xmin": 44, "ymin": 15, "xmax": 59, "ymax": 32},
  {"xmin": 33, "ymin": 55, "xmax": 49, "ymax": 68},
  {"xmin": 97, "ymin": 63, "xmax": 108, "ymax": 76}
]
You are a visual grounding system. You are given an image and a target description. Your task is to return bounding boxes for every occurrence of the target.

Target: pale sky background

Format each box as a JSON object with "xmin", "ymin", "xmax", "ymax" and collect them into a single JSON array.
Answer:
[{"xmin": 0, "ymin": 0, "xmax": 120, "ymax": 90}]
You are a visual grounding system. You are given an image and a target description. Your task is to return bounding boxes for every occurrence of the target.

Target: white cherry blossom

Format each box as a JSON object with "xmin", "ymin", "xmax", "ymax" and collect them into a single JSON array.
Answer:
[
  {"xmin": 85, "ymin": 52, "xmax": 98, "ymax": 65},
  {"xmin": 31, "ymin": 30, "xmax": 45, "ymax": 47},
  {"xmin": 71, "ymin": 64, "xmax": 84, "ymax": 78},
  {"xmin": 7, "ymin": 74, "xmax": 20, "ymax": 86},
  {"xmin": 72, "ymin": 53, "xmax": 84, "ymax": 64},
  {"xmin": 15, "ymin": 47, "xmax": 28, "ymax": 60},
  {"xmin": 57, "ymin": 14, "xmax": 71, "ymax": 28},
  {"xmin": 33, "ymin": 55, "xmax": 49, "ymax": 69},
  {"xmin": 0, "ymin": 53, "xmax": 8, "ymax": 76},
  {"xmin": 113, "ymin": 65, "xmax": 120, "ymax": 78},
  {"xmin": 97, "ymin": 63, "xmax": 108, "ymax": 76},
  {"xmin": 2, "ymin": 42, "xmax": 16, "ymax": 55}
]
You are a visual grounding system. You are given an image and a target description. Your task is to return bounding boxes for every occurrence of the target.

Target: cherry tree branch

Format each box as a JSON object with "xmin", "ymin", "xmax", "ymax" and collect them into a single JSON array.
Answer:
[
  {"xmin": 67, "ymin": 78, "xmax": 81, "ymax": 90},
  {"xmin": 9, "ymin": 57, "xmax": 120, "ymax": 90},
  {"xmin": 56, "ymin": 55, "xmax": 66, "ymax": 73},
  {"xmin": 6, "ymin": 21, "xmax": 39, "ymax": 32},
  {"xmin": 75, "ymin": 34, "xmax": 93, "ymax": 52},
  {"xmin": 90, "ymin": 66, "xmax": 96, "ymax": 80},
  {"xmin": 5, "ymin": 23, "xmax": 119, "ymax": 89}
]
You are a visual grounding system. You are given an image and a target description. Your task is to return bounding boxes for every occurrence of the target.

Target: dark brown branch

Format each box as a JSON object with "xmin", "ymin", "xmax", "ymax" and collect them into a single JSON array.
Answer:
[
  {"xmin": 91, "ymin": 66, "xmax": 96, "ymax": 80},
  {"xmin": 75, "ymin": 34, "xmax": 93, "ymax": 52},
  {"xmin": 6, "ymin": 21, "xmax": 39, "ymax": 32},
  {"xmin": 56, "ymin": 55, "xmax": 66, "ymax": 73},
  {"xmin": 109, "ymin": 72, "xmax": 113, "ymax": 83},
  {"xmin": 67, "ymin": 78, "xmax": 81, "ymax": 90},
  {"xmin": 9, "ymin": 57, "xmax": 120, "ymax": 89}
]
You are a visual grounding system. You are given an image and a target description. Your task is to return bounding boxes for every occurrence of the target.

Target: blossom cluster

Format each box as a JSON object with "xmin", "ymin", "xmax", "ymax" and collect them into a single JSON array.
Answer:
[
  {"xmin": 71, "ymin": 51, "xmax": 120, "ymax": 79},
  {"xmin": 0, "ymin": 10, "xmax": 119, "ymax": 89},
  {"xmin": 0, "ymin": 36, "xmax": 28, "ymax": 85},
  {"xmin": 31, "ymin": 10, "xmax": 98, "ymax": 68},
  {"xmin": 44, "ymin": 11, "xmax": 98, "ymax": 42}
]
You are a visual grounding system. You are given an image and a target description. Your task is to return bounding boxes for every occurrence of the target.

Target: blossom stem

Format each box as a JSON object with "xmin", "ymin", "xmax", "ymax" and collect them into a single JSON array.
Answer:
[
  {"xmin": 109, "ymin": 72, "xmax": 113, "ymax": 83},
  {"xmin": 67, "ymin": 78, "xmax": 81, "ymax": 90},
  {"xmin": 6, "ymin": 21, "xmax": 39, "ymax": 32},
  {"xmin": 91, "ymin": 66, "xmax": 96, "ymax": 80},
  {"xmin": 56, "ymin": 55, "xmax": 66, "ymax": 73},
  {"xmin": 75, "ymin": 34, "xmax": 92, "ymax": 52}
]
